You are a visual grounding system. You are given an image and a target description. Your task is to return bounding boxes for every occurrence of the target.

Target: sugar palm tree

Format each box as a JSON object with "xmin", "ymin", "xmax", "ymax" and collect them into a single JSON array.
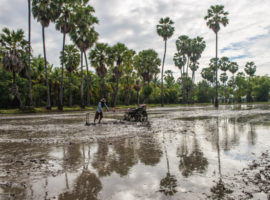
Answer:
[
  {"xmin": 83, "ymin": 28, "xmax": 98, "ymax": 107},
  {"xmin": 244, "ymin": 61, "xmax": 256, "ymax": 102},
  {"xmin": 89, "ymin": 43, "xmax": 110, "ymax": 99},
  {"xmin": 108, "ymin": 43, "xmax": 133, "ymax": 107},
  {"xmin": 27, "ymin": 0, "xmax": 33, "ymax": 106},
  {"xmin": 134, "ymin": 80, "xmax": 141, "ymax": 105},
  {"xmin": 60, "ymin": 45, "xmax": 80, "ymax": 106},
  {"xmin": 176, "ymin": 35, "xmax": 192, "ymax": 103},
  {"xmin": 219, "ymin": 57, "xmax": 230, "ymax": 72},
  {"xmin": 0, "ymin": 28, "xmax": 28, "ymax": 109},
  {"xmin": 229, "ymin": 61, "xmax": 238, "ymax": 81},
  {"xmin": 32, "ymin": 0, "xmax": 62, "ymax": 109},
  {"xmin": 189, "ymin": 36, "xmax": 206, "ymax": 103},
  {"xmin": 56, "ymin": 0, "xmax": 75, "ymax": 110},
  {"xmin": 204, "ymin": 5, "xmax": 229, "ymax": 107},
  {"xmin": 156, "ymin": 17, "xmax": 175, "ymax": 107},
  {"xmin": 220, "ymin": 72, "xmax": 228, "ymax": 101},
  {"xmin": 189, "ymin": 37, "xmax": 206, "ymax": 82},
  {"xmin": 70, "ymin": 3, "xmax": 98, "ymax": 108},
  {"xmin": 228, "ymin": 61, "xmax": 238, "ymax": 102},
  {"xmin": 173, "ymin": 52, "xmax": 186, "ymax": 79}
]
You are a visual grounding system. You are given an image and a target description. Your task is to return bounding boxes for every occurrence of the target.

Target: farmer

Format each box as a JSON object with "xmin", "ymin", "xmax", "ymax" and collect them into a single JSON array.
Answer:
[{"xmin": 94, "ymin": 98, "xmax": 109, "ymax": 124}]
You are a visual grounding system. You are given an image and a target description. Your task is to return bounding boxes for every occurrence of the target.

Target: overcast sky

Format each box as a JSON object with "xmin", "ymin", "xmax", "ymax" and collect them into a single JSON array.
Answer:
[{"xmin": 0, "ymin": 0, "xmax": 270, "ymax": 82}]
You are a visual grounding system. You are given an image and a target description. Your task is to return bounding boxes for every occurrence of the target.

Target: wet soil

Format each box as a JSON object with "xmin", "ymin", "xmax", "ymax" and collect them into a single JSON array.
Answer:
[{"xmin": 0, "ymin": 104, "xmax": 270, "ymax": 200}]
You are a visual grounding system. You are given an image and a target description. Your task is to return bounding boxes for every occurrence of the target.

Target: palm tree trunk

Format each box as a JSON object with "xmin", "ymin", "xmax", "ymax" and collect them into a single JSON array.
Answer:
[
  {"xmin": 13, "ymin": 72, "xmax": 23, "ymax": 110},
  {"xmin": 80, "ymin": 51, "xmax": 84, "ymax": 108},
  {"xmin": 137, "ymin": 90, "xmax": 139, "ymax": 105},
  {"xmin": 186, "ymin": 57, "xmax": 190, "ymax": 103},
  {"xmin": 42, "ymin": 25, "xmax": 51, "ymax": 110},
  {"xmin": 232, "ymin": 74, "xmax": 235, "ymax": 103},
  {"xmin": 27, "ymin": 0, "xmax": 33, "ymax": 106},
  {"xmin": 186, "ymin": 57, "xmax": 189, "ymax": 77},
  {"xmin": 161, "ymin": 39, "xmax": 167, "ymax": 107},
  {"xmin": 68, "ymin": 72, "xmax": 72, "ymax": 107},
  {"xmin": 125, "ymin": 90, "xmax": 131, "ymax": 106},
  {"xmin": 112, "ymin": 77, "xmax": 120, "ymax": 107},
  {"xmin": 190, "ymin": 70, "xmax": 195, "ymax": 103},
  {"xmin": 247, "ymin": 77, "xmax": 251, "ymax": 102},
  {"xmin": 59, "ymin": 32, "xmax": 66, "ymax": 111},
  {"xmin": 215, "ymin": 32, "xmax": 219, "ymax": 108},
  {"xmin": 84, "ymin": 51, "xmax": 91, "ymax": 107},
  {"xmin": 101, "ymin": 78, "xmax": 104, "ymax": 99}
]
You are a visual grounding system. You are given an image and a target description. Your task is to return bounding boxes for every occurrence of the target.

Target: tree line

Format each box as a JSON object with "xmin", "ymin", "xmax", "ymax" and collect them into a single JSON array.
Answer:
[{"xmin": 0, "ymin": 1, "xmax": 269, "ymax": 110}]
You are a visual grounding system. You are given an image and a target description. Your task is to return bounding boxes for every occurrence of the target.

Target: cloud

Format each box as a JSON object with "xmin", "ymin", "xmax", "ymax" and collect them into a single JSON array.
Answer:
[{"xmin": 0, "ymin": 0, "xmax": 270, "ymax": 81}]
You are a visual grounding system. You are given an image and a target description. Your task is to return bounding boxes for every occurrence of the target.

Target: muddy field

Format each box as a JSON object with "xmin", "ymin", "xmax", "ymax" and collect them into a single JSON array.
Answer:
[{"xmin": 0, "ymin": 104, "xmax": 270, "ymax": 200}]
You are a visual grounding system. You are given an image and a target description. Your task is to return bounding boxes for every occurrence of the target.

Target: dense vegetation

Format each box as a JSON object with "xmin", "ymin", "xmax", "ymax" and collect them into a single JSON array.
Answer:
[{"xmin": 0, "ymin": 1, "xmax": 269, "ymax": 110}]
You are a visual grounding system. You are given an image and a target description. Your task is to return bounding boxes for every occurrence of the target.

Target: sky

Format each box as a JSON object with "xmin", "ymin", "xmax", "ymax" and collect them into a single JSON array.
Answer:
[{"xmin": 0, "ymin": 0, "xmax": 270, "ymax": 82}]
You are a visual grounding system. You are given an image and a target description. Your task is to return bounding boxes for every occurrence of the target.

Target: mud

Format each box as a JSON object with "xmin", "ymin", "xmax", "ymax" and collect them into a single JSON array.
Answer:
[{"xmin": 0, "ymin": 104, "xmax": 270, "ymax": 200}]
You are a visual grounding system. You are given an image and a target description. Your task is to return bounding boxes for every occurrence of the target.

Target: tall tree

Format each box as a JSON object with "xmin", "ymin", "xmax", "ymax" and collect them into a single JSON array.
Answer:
[
  {"xmin": 56, "ymin": 0, "xmax": 75, "ymax": 110},
  {"xmin": 244, "ymin": 61, "xmax": 256, "ymax": 102},
  {"xmin": 134, "ymin": 80, "xmax": 141, "ymax": 105},
  {"xmin": 32, "ymin": 0, "xmax": 62, "ymax": 109},
  {"xmin": 89, "ymin": 43, "xmax": 110, "ymax": 99},
  {"xmin": 156, "ymin": 17, "xmax": 175, "ymax": 107},
  {"xmin": 84, "ymin": 28, "xmax": 98, "ymax": 107},
  {"xmin": 204, "ymin": 5, "xmax": 229, "ymax": 108},
  {"xmin": 228, "ymin": 61, "xmax": 238, "ymax": 102},
  {"xmin": 60, "ymin": 45, "xmax": 80, "ymax": 106},
  {"xmin": 0, "ymin": 28, "xmax": 28, "ymax": 109},
  {"xmin": 173, "ymin": 52, "xmax": 186, "ymax": 103},
  {"xmin": 27, "ymin": 0, "xmax": 33, "ymax": 106},
  {"xmin": 175, "ymin": 35, "xmax": 192, "ymax": 103},
  {"xmin": 134, "ymin": 49, "xmax": 161, "ymax": 102},
  {"xmin": 229, "ymin": 61, "xmax": 238, "ymax": 81},
  {"xmin": 219, "ymin": 57, "xmax": 230, "ymax": 72},
  {"xmin": 134, "ymin": 49, "xmax": 161, "ymax": 85},
  {"xmin": 70, "ymin": 3, "xmax": 98, "ymax": 108},
  {"xmin": 173, "ymin": 52, "xmax": 186, "ymax": 79},
  {"xmin": 189, "ymin": 36, "xmax": 206, "ymax": 103},
  {"xmin": 31, "ymin": 55, "xmax": 46, "ymax": 106},
  {"xmin": 108, "ymin": 43, "xmax": 134, "ymax": 107}
]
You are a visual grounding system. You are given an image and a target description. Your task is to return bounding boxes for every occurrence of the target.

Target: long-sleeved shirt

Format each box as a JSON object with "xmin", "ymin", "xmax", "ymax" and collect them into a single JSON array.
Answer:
[{"xmin": 96, "ymin": 102, "xmax": 108, "ymax": 113}]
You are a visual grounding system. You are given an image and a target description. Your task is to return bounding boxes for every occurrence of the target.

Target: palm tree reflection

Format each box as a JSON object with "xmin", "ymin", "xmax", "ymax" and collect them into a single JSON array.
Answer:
[
  {"xmin": 59, "ymin": 143, "xmax": 102, "ymax": 200},
  {"xmin": 210, "ymin": 118, "xmax": 232, "ymax": 199},
  {"xmin": 138, "ymin": 135, "xmax": 163, "ymax": 166},
  {"xmin": 177, "ymin": 134, "xmax": 208, "ymax": 177},
  {"xmin": 92, "ymin": 138, "xmax": 139, "ymax": 177},
  {"xmin": 247, "ymin": 123, "xmax": 257, "ymax": 146},
  {"xmin": 58, "ymin": 169, "xmax": 102, "ymax": 200},
  {"xmin": 159, "ymin": 133, "xmax": 177, "ymax": 196}
]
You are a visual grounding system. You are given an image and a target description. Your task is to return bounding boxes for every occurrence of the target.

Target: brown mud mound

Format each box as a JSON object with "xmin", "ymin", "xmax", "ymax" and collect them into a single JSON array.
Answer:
[{"xmin": 212, "ymin": 150, "xmax": 270, "ymax": 200}]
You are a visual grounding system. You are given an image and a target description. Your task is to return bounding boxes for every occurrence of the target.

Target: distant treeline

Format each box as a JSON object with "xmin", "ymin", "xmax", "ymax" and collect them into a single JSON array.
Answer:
[{"xmin": 0, "ymin": 1, "xmax": 269, "ymax": 109}]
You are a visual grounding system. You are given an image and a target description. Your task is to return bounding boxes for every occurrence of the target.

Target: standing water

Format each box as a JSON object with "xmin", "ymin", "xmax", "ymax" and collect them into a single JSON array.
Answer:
[{"xmin": 0, "ymin": 104, "xmax": 269, "ymax": 200}]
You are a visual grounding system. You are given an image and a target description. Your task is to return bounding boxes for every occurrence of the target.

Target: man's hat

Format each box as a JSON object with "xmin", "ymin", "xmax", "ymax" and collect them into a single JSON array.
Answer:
[{"xmin": 100, "ymin": 98, "xmax": 106, "ymax": 102}]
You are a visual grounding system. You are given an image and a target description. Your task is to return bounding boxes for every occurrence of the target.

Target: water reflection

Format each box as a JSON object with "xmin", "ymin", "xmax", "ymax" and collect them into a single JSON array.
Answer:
[
  {"xmin": 0, "ymin": 184, "xmax": 26, "ymax": 200},
  {"xmin": 138, "ymin": 135, "xmax": 163, "ymax": 166},
  {"xmin": 247, "ymin": 124, "xmax": 257, "ymax": 146},
  {"xmin": 59, "ymin": 169, "xmax": 102, "ymax": 200},
  {"xmin": 63, "ymin": 144, "xmax": 83, "ymax": 171},
  {"xmin": 92, "ymin": 136, "xmax": 163, "ymax": 177},
  {"xmin": 210, "ymin": 118, "xmax": 232, "ymax": 199},
  {"xmin": 159, "ymin": 133, "xmax": 177, "ymax": 196},
  {"xmin": 92, "ymin": 138, "xmax": 138, "ymax": 177},
  {"xmin": 177, "ymin": 134, "xmax": 208, "ymax": 177},
  {"xmin": 1, "ymin": 105, "xmax": 270, "ymax": 199}
]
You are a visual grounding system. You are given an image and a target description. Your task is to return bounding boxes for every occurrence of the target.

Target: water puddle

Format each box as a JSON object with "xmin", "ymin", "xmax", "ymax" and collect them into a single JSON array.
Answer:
[{"xmin": 0, "ymin": 104, "xmax": 270, "ymax": 199}]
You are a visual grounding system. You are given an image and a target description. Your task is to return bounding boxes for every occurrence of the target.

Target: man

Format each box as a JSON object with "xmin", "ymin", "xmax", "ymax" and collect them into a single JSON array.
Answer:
[{"xmin": 94, "ymin": 98, "xmax": 109, "ymax": 124}]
